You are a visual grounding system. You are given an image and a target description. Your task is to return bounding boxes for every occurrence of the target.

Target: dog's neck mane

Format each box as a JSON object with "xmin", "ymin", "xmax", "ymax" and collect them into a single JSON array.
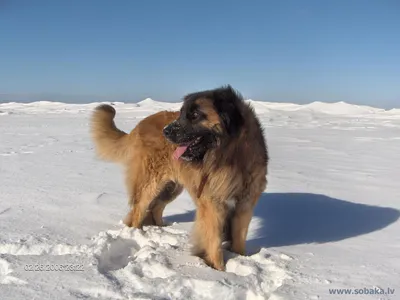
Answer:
[{"xmin": 205, "ymin": 103, "xmax": 258, "ymax": 167}]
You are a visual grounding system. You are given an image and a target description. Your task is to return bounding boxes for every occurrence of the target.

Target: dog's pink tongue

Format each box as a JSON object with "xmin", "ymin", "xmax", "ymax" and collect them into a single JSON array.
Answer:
[{"xmin": 173, "ymin": 145, "xmax": 188, "ymax": 160}]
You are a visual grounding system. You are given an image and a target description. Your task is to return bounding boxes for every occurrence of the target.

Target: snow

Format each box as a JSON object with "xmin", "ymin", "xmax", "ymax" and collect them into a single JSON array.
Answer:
[{"xmin": 0, "ymin": 99, "xmax": 399, "ymax": 300}]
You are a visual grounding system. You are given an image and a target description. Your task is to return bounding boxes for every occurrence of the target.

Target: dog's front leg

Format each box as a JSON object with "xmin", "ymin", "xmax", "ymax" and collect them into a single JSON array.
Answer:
[{"xmin": 191, "ymin": 200, "xmax": 226, "ymax": 271}]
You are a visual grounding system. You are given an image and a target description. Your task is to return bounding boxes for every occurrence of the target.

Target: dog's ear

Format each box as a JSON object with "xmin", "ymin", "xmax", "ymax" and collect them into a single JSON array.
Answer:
[{"xmin": 212, "ymin": 85, "xmax": 244, "ymax": 136}]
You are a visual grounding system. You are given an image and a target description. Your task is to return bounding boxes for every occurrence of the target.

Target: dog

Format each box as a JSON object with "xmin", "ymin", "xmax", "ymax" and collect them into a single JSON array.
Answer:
[{"xmin": 90, "ymin": 85, "xmax": 269, "ymax": 271}]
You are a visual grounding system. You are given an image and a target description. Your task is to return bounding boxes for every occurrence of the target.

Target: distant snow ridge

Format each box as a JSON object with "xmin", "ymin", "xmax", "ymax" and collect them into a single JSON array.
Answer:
[
  {"xmin": 246, "ymin": 99, "xmax": 390, "ymax": 116},
  {"xmin": 0, "ymin": 98, "xmax": 398, "ymax": 117},
  {"xmin": 137, "ymin": 98, "xmax": 182, "ymax": 110},
  {"xmin": 303, "ymin": 101, "xmax": 385, "ymax": 115},
  {"xmin": 136, "ymin": 98, "xmax": 160, "ymax": 107}
]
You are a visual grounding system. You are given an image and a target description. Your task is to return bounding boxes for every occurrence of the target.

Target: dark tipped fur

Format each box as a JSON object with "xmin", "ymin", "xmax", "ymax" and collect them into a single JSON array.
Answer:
[{"xmin": 183, "ymin": 85, "xmax": 245, "ymax": 137}]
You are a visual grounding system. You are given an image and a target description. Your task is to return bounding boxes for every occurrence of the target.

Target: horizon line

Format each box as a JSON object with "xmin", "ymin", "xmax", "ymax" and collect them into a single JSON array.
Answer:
[
  {"xmin": 0, "ymin": 97, "xmax": 398, "ymax": 112},
  {"xmin": 0, "ymin": 92, "xmax": 398, "ymax": 110}
]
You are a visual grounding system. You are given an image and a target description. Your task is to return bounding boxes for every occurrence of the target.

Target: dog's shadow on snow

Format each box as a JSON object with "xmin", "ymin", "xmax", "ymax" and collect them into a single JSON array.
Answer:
[{"xmin": 165, "ymin": 193, "xmax": 400, "ymax": 248}]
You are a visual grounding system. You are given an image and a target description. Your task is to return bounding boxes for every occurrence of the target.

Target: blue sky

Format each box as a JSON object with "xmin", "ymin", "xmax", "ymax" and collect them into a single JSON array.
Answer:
[{"xmin": 0, "ymin": 0, "xmax": 399, "ymax": 108}]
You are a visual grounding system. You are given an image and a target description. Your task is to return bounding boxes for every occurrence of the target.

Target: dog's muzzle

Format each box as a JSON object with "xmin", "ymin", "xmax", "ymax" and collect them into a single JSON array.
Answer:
[{"xmin": 163, "ymin": 120, "xmax": 181, "ymax": 140}]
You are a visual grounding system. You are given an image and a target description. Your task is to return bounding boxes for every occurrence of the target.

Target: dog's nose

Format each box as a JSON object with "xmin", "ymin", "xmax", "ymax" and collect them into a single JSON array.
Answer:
[{"xmin": 163, "ymin": 125, "xmax": 171, "ymax": 137}]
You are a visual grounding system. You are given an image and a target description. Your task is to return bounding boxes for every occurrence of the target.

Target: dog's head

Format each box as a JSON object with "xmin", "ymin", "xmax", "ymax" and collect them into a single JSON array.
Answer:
[{"xmin": 163, "ymin": 85, "xmax": 245, "ymax": 162}]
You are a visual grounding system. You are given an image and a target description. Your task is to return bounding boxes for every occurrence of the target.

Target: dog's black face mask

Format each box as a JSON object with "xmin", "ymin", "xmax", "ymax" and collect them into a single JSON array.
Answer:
[{"xmin": 162, "ymin": 109, "xmax": 218, "ymax": 162}]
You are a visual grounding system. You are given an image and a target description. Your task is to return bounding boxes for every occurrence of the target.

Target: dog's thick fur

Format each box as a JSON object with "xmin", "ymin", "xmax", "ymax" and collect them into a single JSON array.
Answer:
[{"xmin": 90, "ymin": 86, "xmax": 268, "ymax": 271}]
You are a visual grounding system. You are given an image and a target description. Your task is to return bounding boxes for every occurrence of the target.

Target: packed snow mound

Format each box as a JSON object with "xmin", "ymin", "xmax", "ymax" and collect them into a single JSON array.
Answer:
[
  {"xmin": 137, "ymin": 98, "xmax": 181, "ymax": 111},
  {"xmin": 246, "ymin": 100, "xmax": 303, "ymax": 113},
  {"xmin": 303, "ymin": 101, "xmax": 386, "ymax": 115},
  {"xmin": 136, "ymin": 98, "xmax": 159, "ymax": 107},
  {"xmin": 386, "ymin": 108, "xmax": 400, "ymax": 115},
  {"xmin": 0, "ymin": 224, "xmax": 290, "ymax": 300}
]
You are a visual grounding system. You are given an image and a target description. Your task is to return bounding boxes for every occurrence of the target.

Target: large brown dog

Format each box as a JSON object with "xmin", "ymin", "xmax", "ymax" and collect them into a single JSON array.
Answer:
[{"xmin": 90, "ymin": 85, "xmax": 268, "ymax": 271}]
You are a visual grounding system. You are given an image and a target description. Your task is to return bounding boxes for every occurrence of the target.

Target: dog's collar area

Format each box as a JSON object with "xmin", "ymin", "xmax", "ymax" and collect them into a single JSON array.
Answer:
[{"xmin": 196, "ymin": 174, "xmax": 209, "ymax": 199}]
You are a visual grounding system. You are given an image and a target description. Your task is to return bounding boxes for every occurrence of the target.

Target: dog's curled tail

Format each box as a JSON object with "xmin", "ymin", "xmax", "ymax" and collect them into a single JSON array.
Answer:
[{"xmin": 90, "ymin": 104, "xmax": 131, "ymax": 163}]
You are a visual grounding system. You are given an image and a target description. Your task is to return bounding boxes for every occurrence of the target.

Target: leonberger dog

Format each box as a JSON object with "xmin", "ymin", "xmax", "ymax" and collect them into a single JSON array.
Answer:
[{"xmin": 90, "ymin": 85, "xmax": 268, "ymax": 271}]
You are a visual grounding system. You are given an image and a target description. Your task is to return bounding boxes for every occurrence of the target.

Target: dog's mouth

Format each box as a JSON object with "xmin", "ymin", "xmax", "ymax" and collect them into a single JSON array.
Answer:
[{"xmin": 173, "ymin": 136, "xmax": 203, "ymax": 160}]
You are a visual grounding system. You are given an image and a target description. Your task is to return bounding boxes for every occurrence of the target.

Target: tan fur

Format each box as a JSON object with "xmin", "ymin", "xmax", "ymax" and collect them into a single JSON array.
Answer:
[
  {"xmin": 195, "ymin": 98, "xmax": 221, "ymax": 127},
  {"xmin": 90, "ymin": 99, "xmax": 268, "ymax": 271},
  {"xmin": 90, "ymin": 104, "xmax": 132, "ymax": 163}
]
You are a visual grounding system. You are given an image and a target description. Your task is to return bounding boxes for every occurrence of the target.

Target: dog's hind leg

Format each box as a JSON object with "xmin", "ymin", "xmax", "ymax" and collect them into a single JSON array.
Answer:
[
  {"xmin": 151, "ymin": 181, "xmax": 183, "ymax": 226},
  {"xmin": 123, "ymin": 184, "xmax": 157, "ymax": 228},
  {"xmin": 125, "ymin": 196, "xmax": 156, "ymax": 228},
  {"xmin": 123, "ymin": 180, "xmax": 183, "ymax": 228}
]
